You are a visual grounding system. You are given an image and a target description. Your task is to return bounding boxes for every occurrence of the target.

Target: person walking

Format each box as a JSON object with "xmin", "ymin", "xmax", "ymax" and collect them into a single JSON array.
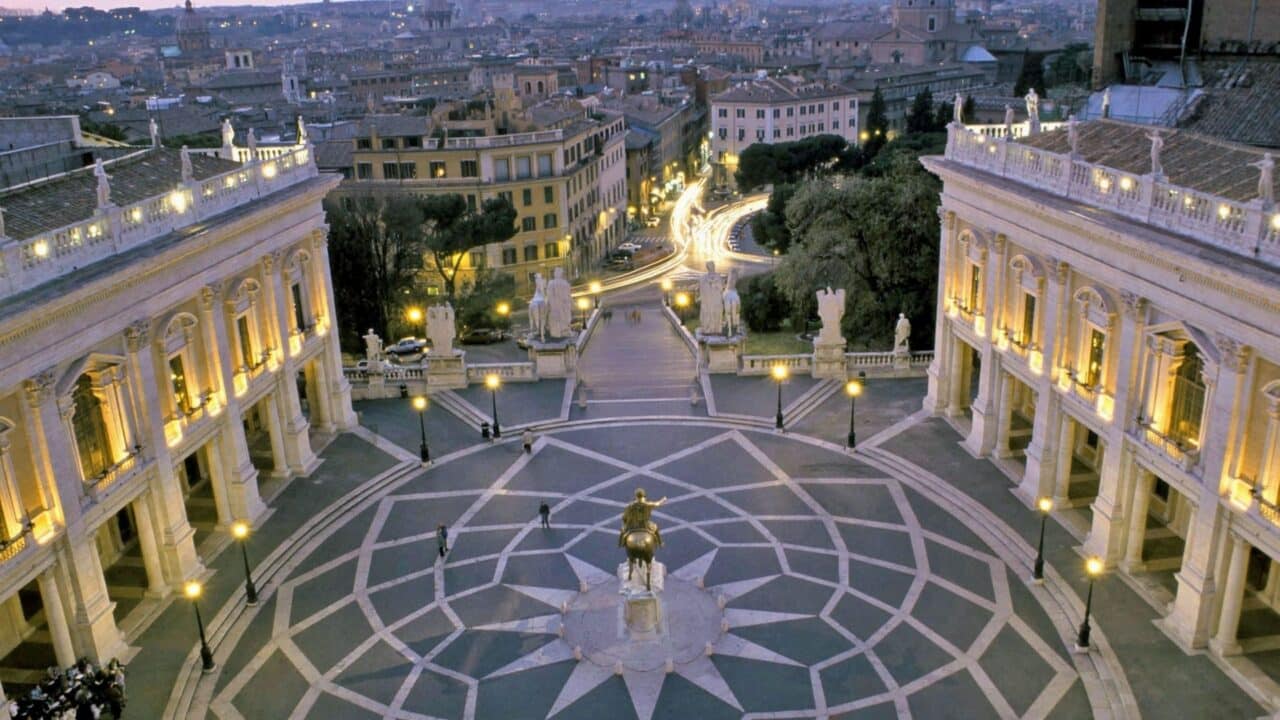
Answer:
[
  {"xmin": 539, "ymin": 502, "xmax": 551, "ymax": 529},
  {"xmin": 522, "ymin": 429, "xmax": 534, "ymax": 454},
  {"xmin": 436, "ymin": 524, "xmax": 448, "ymax": 558}
]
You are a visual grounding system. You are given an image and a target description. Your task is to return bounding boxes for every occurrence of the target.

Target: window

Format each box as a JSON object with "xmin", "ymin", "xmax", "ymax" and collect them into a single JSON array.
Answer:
[
  {"xmin": 1020, "ymin": 293, "xmax": 1037, "ymax": 346},
  {"xmin": 544, "ymin": 186, "xmax": 554, "ymax": 203},
  {"xmin": 537, "ymin": 153, "xmax": 553, "ymax": 177},
  {"xmin": 381, "ymin": 138, "xmax": 396, "ymax": 150},
  {"xmin": 927, "ymin": 15, "xmax": 936, "ymax": 31},
  {"xmin": 236, "ymin": 315, "xmax": 254, "ymax": 369},
  {"xmin": 735, "ymin": 108, "xmax": 745, "ymax": 118},
  {"xmin": 833, "ymin": 101, "xmax": 840, "ymax": 110},
  {"xmin": 498, "ymin": 191, "xmax": 513, "ymax": 205},
  {"xmin": 291, "ymin": 282, "xmax": 307, "ymax": 331},
  {"xmin": 717, "ymin": 108, "xmax": 727, "ymax": 118},
  {"xmin": 967, "ymin": 264, "xmax": 981, "ymax": 310},
  {"xmin": 543, "ymin": 212, "xmax": 557, "ymax": 228},
  {"xmin": 786, "ymin": 107, "xmax": 794, "ymax": 117},
  {"xmin": 799, "ymin": 105, "xmax": 806, "ymax": 116},
  {"xmin": 818, "ymin": 103, "xmax": 825, "ymax": 112},
  {"xmin": 356, "ymin": 138, "xmax": 371, "ymax": 150},
  {"xmin": 1170, "ymin": 345, "xmax": 1206, "ymax": 445},
  {"xmin": 404, "ymin": 136, "xmax": 422, "ymax": 148},
  {"xmin": 72, "ymin": 375, "xmax": 112, "ymax": 479},
  {"xmin": 460, "ymin": 160, "xmax": 478, "ymax": 177},
  {"xmin": 357, "ymin": 163, "xmax": 373, "ymax": 180},
  {"xmin": 544, "ymin": 242, "xmax": 560, "ymax": 258},
  {"xmin": 773, "ymin": 129, "xmax": 781, "ymax": 138},
  {"xmin": 466, "ymin": 194, "xmax": 476, "ymax": 210},
  {"xmin": 833, "ymin": 120, "xmax": 839, "ymax": 129},
  {"xmin": 521, "ymin": 217, "xmax": 536, "ymax": 232},
  {"xmin": 522, "ymin": 188, "xmax": 533, "ymax": 206},
  {"xmin": 786, "ymin": 127, "xmax": 794, "ymax": 137},
  {"xmin": 516, "ymin": 156, "xmax": 532, "ymax": 179},
  {"xmin": 469, "ymin": 250, "xmax": 484, "ymax": 269},
  {"xmin": 502, "ymin": 247, "xmax": 518, "ymax": 265},
  {"xmin": 718, "ymin": 127, "xmax": 727, "ymax": 140},
  {"xmin": 427, "ymin": 161, "xmax": 444, "ymax": 178},
  {"xmin": 756, "ymin": 109, "xmax": 765, "ymax": 119},
  {"xmin": 818, "ymin": 122, "xmax": 824, "ymax": 132},
  {"xmin": 772, "ymin": 108, "xmax": 780, "ymax": 118},
  {"xmin": 1083, "ymin": 329, "xmax": 1105, "ymax": 387},
  {"xmin": 170, "ymin": 355, "xmax": 192, "ymax": 415},
  {"xmin": 524, "ymin": 245, "xmax": 538, "ymax": 262},
  {"xmin": 400, "ymin": 162, "xmax": 417, "ymax": 179},
  {"xmin": 382, "ymin": 162, "xmax": 400, "ymax": 179},
  {"xmin": 737, "ymin": 128, "xmax": 745, "ymax": 141},
  {"xmin": 756, "ymin": 129, "xmax": 765, "ymax": 141},
  {"xmin": 495, "ymin": 158, "xmax": 510, "ymax": 181}
]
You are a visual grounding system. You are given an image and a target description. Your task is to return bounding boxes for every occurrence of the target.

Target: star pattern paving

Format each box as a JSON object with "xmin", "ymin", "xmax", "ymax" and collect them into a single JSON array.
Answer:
[{"xmin": 209, "ymin": 423, "xmax": 1083, "ymax": 719}]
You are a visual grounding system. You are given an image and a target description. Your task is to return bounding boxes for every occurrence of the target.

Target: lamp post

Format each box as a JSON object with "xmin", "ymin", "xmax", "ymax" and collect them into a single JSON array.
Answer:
[
  {"xmin": 412, "ymin": 395, "xmax": 430, "ymax": 463},
  {"xmin": 845, "ymin": 372, "xmax": 864, "ymax": 448},
  {"xmin": 406, "ymin": 306, "xmax": 424, "ymax": 339},
  {"xmin": 485, "ymin": 374, "xmax": 502, "ymax": 438},
  {"xmin": 1033, "ymin": 497, "xmax": 1053, "ymax": 581},
  {"xmin": 588, "ymin": 280, "xmax": 602, "ymax": 309},
  {"xmin": 495, "ymin": 301, "xmax": 511, "ymax": 320},
  {"xmin": 230, "ymin": 522, "xmax": 259, "ymax": 605},
  {"xmin": 771, "ymin": 364, "xmax": 788, "ymax": 430},
  {"xmin": 660, "ymin": 278, "xmax": 673, "ymax": 306},
  {"xmin": 1077, "ymin": 557, "xmax": 1104, "ymax": 649},
  {"xmin": 184, "ymin": 581, "xmax": 216, "ymax": 672},
  {"xmin": 674, "ymin": 292, "xmax": 690, "ymax": 322},
  {"xmin": 576, "ymin": 296, "xmax": 590, "ymax": 328}
]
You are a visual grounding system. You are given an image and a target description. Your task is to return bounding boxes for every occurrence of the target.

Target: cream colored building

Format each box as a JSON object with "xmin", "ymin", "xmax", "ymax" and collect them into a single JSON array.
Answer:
[
  {"xmin": 0, "ymin": 117, "xmax": 353, "ymax": 694},
  {"xmin": 924, "ymin": 118, "xmax": 1280, "ymax": 697}
]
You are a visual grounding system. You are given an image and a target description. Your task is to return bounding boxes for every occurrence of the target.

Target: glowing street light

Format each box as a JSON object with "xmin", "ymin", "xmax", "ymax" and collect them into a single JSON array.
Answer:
[
  {"xmin": 588, "ymin": 280, "xmax": 603, "ymax": 309},
  {"xmin": 412, "ymin": 395, "xmax": 430, "ymax": 463},
  {"xmin": 1033, "ymin": 497, "xmax": 1053, "ymax": 581},
  {"xmin": 184, "ymin": 581, "xmax": 217, "ymax": 672},
  {"xmin": 845, "ymin": 371, "xmax": 865, "ymax": 448},
  {"xmin": 406, "ymin": 306, "xmax": 424, "ymax": 337},
  {"xmin": 660, "ymin": 278, "xmax": 673, "ymax": 305},
  {"xmin": 1077, "ymin": 557, "xmax": 1105, "ymax": 649},
  {"xmin": 495, "ymin": 301, "xmax": 511, "ymax": 318},
  {"xmin": 485, "ymin": 374, "xmax": 502, "ymax": 438},
  {"xmin": 230, "ymin": 522, "xmax": 259, "ymax": 605},
  {"xmin": 771, "ymin": 364, "xmax": 789, "ymax": 430},
  {"xmin": 576, "ymin": 296, "xmax": 591, "ymax": 327}
]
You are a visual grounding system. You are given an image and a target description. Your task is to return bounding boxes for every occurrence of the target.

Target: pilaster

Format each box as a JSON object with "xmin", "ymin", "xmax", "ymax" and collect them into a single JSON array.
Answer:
[
  {"xmin": 924, "ymin": 209, "xmax": 955, "ymax": 415},
  {"xmin": 262, "ymin": 252, "xmax": 318, "ymax": 475}
]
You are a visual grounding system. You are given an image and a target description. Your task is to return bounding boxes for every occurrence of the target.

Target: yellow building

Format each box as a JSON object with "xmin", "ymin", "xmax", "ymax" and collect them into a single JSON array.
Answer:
[{"xmin": 325, "ymin": 108, "xmax": 628, "ymax": 295}]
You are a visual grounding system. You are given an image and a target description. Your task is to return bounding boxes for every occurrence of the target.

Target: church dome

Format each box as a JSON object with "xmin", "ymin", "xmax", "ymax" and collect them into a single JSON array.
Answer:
[{"xmin": 177, "ymin": 0, "xmax": 206, "ymax": 34}]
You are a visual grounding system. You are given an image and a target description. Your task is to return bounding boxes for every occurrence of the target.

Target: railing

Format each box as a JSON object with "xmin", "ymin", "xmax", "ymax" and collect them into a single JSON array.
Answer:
[
  {"xmin": 966, "ymin": 120, "xmax": 1067, "ymax": 140},
  {"xmin": 466, "ymin": 362, "xmax": 536, "ymax": 383},
  {"xmin": 444, "ymin": 129, "xmax": 564, "ymax": 149},
  {"xmin": 741, "ymin": 354, "xmax": 812, "ymax": 375},
  {"xmin": 0, "ymin": 144, "xmax": 318, "ymax": 300},
  {"xmin": 946, "ymin": 123, "xmax": 1280, "ymax": 268},
  {"xmin": 82, "ymin": 451, "xmax": 145, "ymax": 507},
  {"xmin": 0, "ymin": 521, "xmax": 34, "ymax": 565},
  {"xmin": 1130, "ymin": 419, "xmax": 1202, "ymax": 475}
]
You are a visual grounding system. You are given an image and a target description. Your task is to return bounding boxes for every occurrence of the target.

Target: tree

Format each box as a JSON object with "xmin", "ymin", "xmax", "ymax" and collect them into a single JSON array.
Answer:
[
  {"xmin": 456, "ymin": 270, "xmax": 517, "ymax": 331},
  {"xmin": 773, "ymin": 155, "xmax": 941, "ymax": 349},
  {"xmin": 735, "ymin": 134, "xmax": 848, "ymax": 191},
  {"xmin": 78, "ymin": 116, "xmax": 127, "ymax": 142},
  {"xmin": 1014, "ymin": 51, "xmax": 1048, "ymax": 97},
  {"xmin": 163, "ymin": 132, "xmax": 221, "ymax": 149},
  {"xmin": 412, "ymin": 194, "xmax": 518, "ymax": 299},
  {"xmin": 750, "ymin": 183, "xmax": 798, "ymax": 253},
  {"xmin": 863, "ymin": 88, "xmax": 889, "ymax": 157},
  {"xmin": 906, "ymin": 89, "xmax": 935, "ymax": 134},
  {"xmin": 738, "ymin": 272, "xmax": 791, "ymax": 332}
]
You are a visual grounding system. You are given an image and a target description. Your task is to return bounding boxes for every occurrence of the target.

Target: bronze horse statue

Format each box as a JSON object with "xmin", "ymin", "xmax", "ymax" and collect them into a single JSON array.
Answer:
[{"xmin": 619, "ymin": 489, "xmax": 666, "ymax": 591}]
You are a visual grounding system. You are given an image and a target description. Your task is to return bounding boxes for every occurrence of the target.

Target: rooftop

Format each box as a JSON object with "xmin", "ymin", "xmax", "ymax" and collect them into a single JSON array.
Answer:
[{"xmin": 712, "ymin": 76, "xmax": 854, "ymax": 104}]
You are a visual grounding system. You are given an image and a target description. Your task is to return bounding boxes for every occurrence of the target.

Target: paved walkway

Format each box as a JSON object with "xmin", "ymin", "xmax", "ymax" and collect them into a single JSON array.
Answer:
[{"xmin": 576, "ymin": 303, "xmax": 700, "ymax": 415}]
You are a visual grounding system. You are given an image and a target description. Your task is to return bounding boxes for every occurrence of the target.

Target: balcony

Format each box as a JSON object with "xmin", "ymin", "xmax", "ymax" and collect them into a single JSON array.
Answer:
[
  {"xmin": 82, "ymin": 449, "xmax": 147, "ymax": 508},
  {"xmin": 1129, "ymin": 417, "xmax": 1202, "ymax": 481},
  {"xmin": 233, "ymin": 350, "xmax": 274, "ymax": 397},
  {"xmin": 163, "ymin": 389, "xmax": 219, "ymax": 447}
]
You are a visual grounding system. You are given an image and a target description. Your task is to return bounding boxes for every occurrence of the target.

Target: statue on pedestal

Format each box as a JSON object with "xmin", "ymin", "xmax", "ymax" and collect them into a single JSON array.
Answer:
[
  {"xmin": 1252, "ymin": 153, "xmax": 1275, "ymax": 206},
  {"xmin": 546, "ymin": 267, "xmax": 573, "ymax": 339},
  {"xmin": 722, "ymin": 269, "xmax": 741, "ymax": 337},
  {"xmin": 895, "ymin": 313, "xmax": 912, "ymax": 353},
  {"xmin": 94, "ymin": 159, "xmax": 111, "ymax": 209},
  {"xmin": 1066, "ymin": 115, "xmax": 1080, "ymax": 157},
  {"xmin": 363, "ymin": 329, "xmax": 384, "ymax": 372},
  {"xmin": 1003, "ymin": 105, "xmax": 1014, "ymax": 138},
  {"xmin": 221, "ymin": 118, "xmax": 235, "ymax": 149},
  {"xmin": 1146, "ymin": 131, "xmax": 1164, "ymax": 178},
  {"xmin": 698, "ymin": 261, "xmax": 724, "ymax": 336},
  {"xmin": 426, "ymin": 303, "xmax": 456, "ymax": 355},
  {"xmin": 149, "ymin": 117, "xmax": 160, "ymax": 148},
  {"xmin": 528, "ymin": 272, "xmax": 548, "ymax": 341},
  {"xmin": 952, "ymin": 93, "xmax": 964, "ymax": 125},
  {"xmin": 1101, "ymin": 87, "xmax": 1112, "ymax": 118},
  {"xmin": 246, "ymin": 128, "xmax": 258, "ymax": 155},
  {"xmin": 619, "ymin": 489, "xmax": 666, "ymax": 591},
  {"xmin": 815, "ymin": 287, "xmax": 845, "ymax": 345},
  {"xmin": 180, "ymin": 146, "xmax": 193, "ymax": 183},
  {"xmin": 1025, "ymin": 88, "xmax": 1041, "ymax": 135}
]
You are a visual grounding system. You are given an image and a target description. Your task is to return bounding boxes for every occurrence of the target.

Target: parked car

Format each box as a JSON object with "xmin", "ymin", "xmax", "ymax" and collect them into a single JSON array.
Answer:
[
  {"xmin": 385, "ymin": 337, "xmax": 427, "ymax": 361},
  {"xmin": 616, "ymin": 241, "xmax": 643, "ymax": 252},
  {"xmin": 460, "ymin": 327, "xmax": 507, "ymax": 344},
  {"xmin": 515, "ymin": 334, "xmax": 532, "ymax": 350}
]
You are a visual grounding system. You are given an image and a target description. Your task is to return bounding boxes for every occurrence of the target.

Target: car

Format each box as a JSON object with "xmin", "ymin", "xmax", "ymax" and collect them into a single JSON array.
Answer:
[
  {"xmin": 643, "ymin": 216, "xmax": 661, "ymax": 228},
  {"xmin": 386, "ymin": 337, "xmax": 427, "ymax": 355},
  {"xmin": 616, "ymin": 241, "xmax": 643, "ymax": 252},
  {"xmin": 459, "ymin": 327, "xmax": 507, "ymax": 344},
  {"xmin": 515, "ymin": 334, "xmax": 532, "ymax": 350},
  {"xmin": 609, "ymin": 248, "xmax": 634, "ymax": 259}
]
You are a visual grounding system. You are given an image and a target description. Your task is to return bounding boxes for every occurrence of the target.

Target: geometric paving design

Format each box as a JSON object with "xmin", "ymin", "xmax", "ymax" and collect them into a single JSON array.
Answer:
[{"xmin": 208, "ymin": 423, "xmax": 1081, "ymax": 719}]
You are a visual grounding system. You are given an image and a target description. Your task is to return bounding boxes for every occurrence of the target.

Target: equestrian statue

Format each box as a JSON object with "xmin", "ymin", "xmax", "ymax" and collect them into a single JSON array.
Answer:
[{"xmin": 619, "ymin": 489, "xmax": 666, "ymax": 591}]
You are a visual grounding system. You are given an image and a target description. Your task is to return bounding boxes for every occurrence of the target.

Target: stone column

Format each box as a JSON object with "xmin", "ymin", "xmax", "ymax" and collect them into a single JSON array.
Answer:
[
  {"xmin": 1210, "ymin": 534, "xmax": 1250, "ymax": 657},
  {"xmin": 57, "ymin": 539, "xmax": 127, "ymax": 662},
  {"xmin": 262, "ymin": 253, "xmax": 318, "ymax": 475},
  {"xmin": 947, "ymin": 338, "xmax": 968, "ymax": 418},
  {"xmin": 994, "ymin": 373, "xmax": 1016, "ymax": 459},
  {"xmin": 1121, "ymin": 469, "xmax": 1155, "ymax": 572},
  {"xmin": 263, "ymin": 394, "xmax": 289, "ymax": 479},
  {"xmin": 965, "ymin": 236, "xmax": 1001, "ymax": 456},
  {"xmin": 1052, "ymin": 413, "xmax": 1074, "ymax": 507},
  {"xmin": 36, "ymin": 569, "xmax": 76, "ymax": 668},
  {"xmin": 130, "ymin": 492, "xmax": 169, "ymax": 597},
  {"xmin": 23, "ymin": 371, "xmax": 85, "ymax": 530},
  {"xmin": 0, "ymin": 429, "xmax": 26, "ymax": 538},
  {"xmin": 1019, "ymin": 389, "xmax": 1059, "ymax": 503},
  {"xmin": 1258, "ymin": 387, "xmax": 1280, "ymax": 502},
  {"xmin": 199, "ymin": 284, "xmax": 266, "ymax": 524},
  {"xmin": 304, "ymin": 360, "xmax": 335, "ymax": 435},
  {"xmin": 1085, "ymin": 293, "xmax": 1147, "ymax": 566},
  {"xmin": 924, "ymin": 210, "xmax": 956, "ymax": 415}
]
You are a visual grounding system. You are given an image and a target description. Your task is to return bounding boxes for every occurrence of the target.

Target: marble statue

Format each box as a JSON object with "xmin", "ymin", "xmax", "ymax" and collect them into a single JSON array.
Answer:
[
  {"xmin": 895, "ymin": 313, "xmax": 911, "ymax": 353},
  {"xmin": 528, "ymin": 272, "xmax": 548, "ymax": 341},
  {"xmin": 94, "ymin": 159, "xmax": 111, "ymax": 209},
  {"xmin": 426, "ymin": 303, "xmax": 456, "ymax": 355},
  {"xmin": 722, "ymin": 269, "xmax": 741, "ymax": 337},
  {"xmin": 180, "ymin": 146, "xmax": 193, "ymax": 183},
  {"xmin": 815, "ymin": 287, "xmax": 845, "ymax": 345},
  {"xmin": 698, "ymin": 261, "xmax": 725, "ymax": 335},
  {"xmin": 1146, "ymin": 131, "xmax": 1164, "ymax": 177},
  {"xmin": 1003, "ymin": 105, "xmax": 1014, "ymax": 138},
  {"xmin": 1067, "ymin": 115, "xmax": 1080, "ymax": 156},
  {"xmin": 149, "ymin": 117, "xmax": 160, "ymax": 148},
  {"xmin": 0, "ymin": 207, "xmax": 6, "ymax": 238},
  {"xmin": 1252, "ymin": 153, "xmax": 1275, "ymax": 206},
  {"xmin": 363, "ymin": 329, "xmax": 383, "ymax": 361},
  {"xmin": 246, "ymin": 128, "xmax": 258, "ymax": 154},
  {"xmin": 620, "ymin": 489, "xmax": 666, "ymax": 591},
  {"xmin": 296, "ymin": 115, "xmax": 308, "ymax": 145},
  {"xmin": 221, "ymin": 118, "xmax": 235, "ymax": 148},
  {"xmin": 546, "ymin": 266, "xmax": 573, "ymax": 339},
  {"xmin": 953, "ymin": 93, "xmax": 964, "ymax": 125},
  {"xmin": 1101, "ymin": 87, "xmax": 1112, "ymax": 118},
  {"xmin": 1025, "ymin": 88, "xmax": 1041, "ymax": 135}
]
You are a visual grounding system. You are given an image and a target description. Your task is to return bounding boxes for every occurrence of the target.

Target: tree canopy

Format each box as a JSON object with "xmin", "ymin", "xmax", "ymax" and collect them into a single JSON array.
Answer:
[
  {"xmin": 862, "ymin": 87, "xmax": 889, "ymax": 156},
  {"xmin": 412, "ymin": 194, "xmax": 518, "ymax": 298},
  {"xmin": 734, "ymin": 134, "xmax": 849, "ymax": 191}
]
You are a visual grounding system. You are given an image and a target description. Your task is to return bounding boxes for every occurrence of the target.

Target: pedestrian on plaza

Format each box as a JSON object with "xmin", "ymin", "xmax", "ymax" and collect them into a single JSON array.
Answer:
[
  {"xmin": 522, "ymin": 429, "xmax": 534, "ymax": 454},
  {"xmin": 539, "ymin": 501, "xmax": 551, "ymax": 529},
  {"xmin": 437, "ymin": 524, "xmax": 448, "ymax": 557}
]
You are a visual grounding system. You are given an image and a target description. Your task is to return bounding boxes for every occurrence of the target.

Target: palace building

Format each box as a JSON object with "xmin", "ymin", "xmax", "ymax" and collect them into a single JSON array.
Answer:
[
  {"xmin": 923, "ymin": 118, "xmax": 1280, "ymax": 679},
  {"xmin": 0, "ymin": 116, "xmax": 353, "ymax": 688}
]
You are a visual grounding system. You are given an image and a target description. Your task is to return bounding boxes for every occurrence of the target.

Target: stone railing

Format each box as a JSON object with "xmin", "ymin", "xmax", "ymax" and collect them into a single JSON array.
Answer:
[
  {"xmin": 0, "ymin": 144, "xmax": 318, "ymax": 300},
  {"xmin": 0, "ymin": 521, "xmax": 34, "ymax": 565},
  {"xmin": 466, "ymin": 362, "xmax": 536, "ymax": 383},
  {"xmin": 964, "ymin": 120, "xmax": 1067, "ymax": 140},
  {"xmin": 444, "ymin": 129, "xmax": 564, "ymax": 149},
  {"xmin": 945, "ymin": 123, "xmax": 1280, "ymax": 268},
  {"xmin": 741, "ymin": 354, "xmax": 813, "ymax": 375},
  {"xmin": 82, "ymin": 450, "xmax": 146, "ymax": 508}
]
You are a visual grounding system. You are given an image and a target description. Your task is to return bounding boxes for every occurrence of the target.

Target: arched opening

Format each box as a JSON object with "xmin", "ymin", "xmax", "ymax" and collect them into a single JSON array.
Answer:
[
  {"xmin": 1168, "ymin": 344, "xmax": 1205, "ymax": 448},
  {"xmin": 72, "ymin": 374, "xmax": 112, "ymax": 480}
]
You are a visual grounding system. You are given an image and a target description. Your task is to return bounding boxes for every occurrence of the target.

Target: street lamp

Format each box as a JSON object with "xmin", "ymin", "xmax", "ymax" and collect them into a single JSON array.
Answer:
[
  {"xmin": 184, "ymin": 581, "xmax": 216, "ymax": 673},
  {"xmin": 771, "ymin": 364, "xmax": 789, "ymax": 430},
  {"xmin": 406, "ymin": 306, "xmax": 424, "ymax": 338},
  {"xmin": 588, "ymin": 280, "xmax": 602, "ymax": 309},
  {"xmin": 845, "ymin": 372, "xmax": 864, "ymax": 448},
  {"xmin": 230, "ymin": 522, "xmax": 259, "ymax": 605},
  {"xmin": 412, "ymin": 395, "xmax": 430, "ymax": 463},
  {"xmin": 485, "ymin": 374, "xmax": 502, "ymax": 438},
  {"xmin": 576, "ymin": 296, "xmax": 591, "ymax": 327},
  {"xmin": 1033, "ymin": 497, "xmax": 1053, "ymax": 581},
  {"xmin": 495, "ymin": 301, "xmax": 511, "ymax": 319},
  {"xmin": 674, "ymin": 292, "xmax": 690, "ymax": 321},
  {"xmin": 660, "ymin": 278, "xmax": 673, "ymax": 305},
  {"xmin": 1077, "ymin": 556, "xmax": 1104, "ymax": 649}
]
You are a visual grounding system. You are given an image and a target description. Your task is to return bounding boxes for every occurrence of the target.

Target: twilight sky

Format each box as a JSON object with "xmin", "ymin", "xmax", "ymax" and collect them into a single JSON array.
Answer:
[{"xmin": 3, "ymin": 0, "xmax": 343, "ymax": 11}]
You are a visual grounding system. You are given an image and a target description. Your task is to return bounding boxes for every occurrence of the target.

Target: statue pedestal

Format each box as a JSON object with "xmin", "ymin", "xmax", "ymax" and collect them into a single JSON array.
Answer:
[
  {"xmin": 812, "ymin": 340, "xmax": 846, "ymax": 380},
  {"xmin": 528, "ymin": 337, "xmax": 578, "ymax": 378},
  {"xmin": 893, "ymin": 348, "xmax": 911, "ymax": 371},
  {"xmin": 697, "ymin": 333, "xmax": 742, "ymax": 374},
  {"xmin": 425, "ymin": 351, "xmax": 467, "ymax": 389},
  {"xmin": 617, "ymin": 561, "xmax": 665, "ymax": 639}
]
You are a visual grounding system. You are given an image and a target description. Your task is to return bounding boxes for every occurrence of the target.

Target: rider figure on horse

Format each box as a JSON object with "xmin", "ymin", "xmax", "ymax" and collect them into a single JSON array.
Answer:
[{"xmin": 619, "ymin": 489, "xmax": 666, "ymax": 548}]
